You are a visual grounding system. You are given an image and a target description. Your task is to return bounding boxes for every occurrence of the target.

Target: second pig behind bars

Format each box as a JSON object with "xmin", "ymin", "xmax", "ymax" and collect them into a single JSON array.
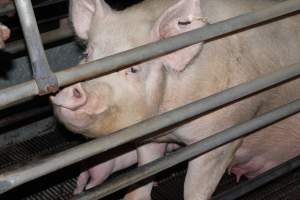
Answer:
[
  {"xmin": 51, "ymin": 0, "xmax": 300, "ymax": 199},
  {"xmin": 0, "ymin": 0, "xmax": 11, "ymax": 48}
]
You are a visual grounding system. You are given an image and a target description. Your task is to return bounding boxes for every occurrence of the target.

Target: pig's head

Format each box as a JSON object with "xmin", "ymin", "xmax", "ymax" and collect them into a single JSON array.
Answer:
[{"xmin": 51, "ymin": 0, "xmax": 206, "ymax": 138}]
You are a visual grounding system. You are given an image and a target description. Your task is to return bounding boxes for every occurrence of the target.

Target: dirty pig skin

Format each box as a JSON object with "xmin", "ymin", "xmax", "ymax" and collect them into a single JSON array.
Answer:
[{"xmin": 51, "ymin": 0, "xmax": 300, "ymax": 199}]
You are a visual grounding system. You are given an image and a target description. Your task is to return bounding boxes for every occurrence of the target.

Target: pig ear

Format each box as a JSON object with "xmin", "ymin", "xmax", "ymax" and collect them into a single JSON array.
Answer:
[
  {"xmin": 70, "ymin": 0, "xmax": 112, "ymax": 40},
  {"xmin": 152, "ymin": 0, "xmax": 206, "ymax": 72}
]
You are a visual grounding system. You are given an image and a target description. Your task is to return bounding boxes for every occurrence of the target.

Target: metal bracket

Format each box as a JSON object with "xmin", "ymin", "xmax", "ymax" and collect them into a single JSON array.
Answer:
[{"xmin": 15, "ymin": 0, "xmax": 58, "ymax": 95}]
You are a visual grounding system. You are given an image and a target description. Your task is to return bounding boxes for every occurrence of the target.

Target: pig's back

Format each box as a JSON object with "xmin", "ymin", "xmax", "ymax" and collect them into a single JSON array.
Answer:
[
  {"xmin": 216, "ymin": 0, "xmax": 300, "ymax": 179},
  {"xmin": 169, "ymin": 0, "xmax": 300, "ymax": 179}
]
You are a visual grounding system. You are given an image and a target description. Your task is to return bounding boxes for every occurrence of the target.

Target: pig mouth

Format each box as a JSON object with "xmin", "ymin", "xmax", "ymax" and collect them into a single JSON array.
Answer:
[
  {"xmin": 52, "ymin": 102, "xmax": 80, "ymax": 111},
  {"xmin": 53, "ymin": 105, "xmax": 94, "ymax": 131}
]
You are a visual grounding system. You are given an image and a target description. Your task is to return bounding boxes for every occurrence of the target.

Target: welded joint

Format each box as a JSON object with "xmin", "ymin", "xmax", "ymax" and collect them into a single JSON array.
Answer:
[
  {"xmin": 14, "ymin": 0, "xmax": 59, "ymax": 95},
  {"xmin": 32, "ymin": 58, "xmax": 58, "ymax": 94},
  {"xmin": 34, "ymin": 71, "xmax": 59, "ymax": 95}
]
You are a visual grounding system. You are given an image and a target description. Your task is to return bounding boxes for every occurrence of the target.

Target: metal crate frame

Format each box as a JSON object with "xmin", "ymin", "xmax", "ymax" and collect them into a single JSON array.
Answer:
[{"xmin": 0, "ymin": 0, "xmax": 300, "ymax": 199}]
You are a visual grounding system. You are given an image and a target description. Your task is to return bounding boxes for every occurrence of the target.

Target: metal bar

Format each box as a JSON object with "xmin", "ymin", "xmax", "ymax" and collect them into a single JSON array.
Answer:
[
  {"xmin": 0, "ymin": 0, "xmax": 67, "ymax": 17},
  {"xmin": 4, "ymin": 26, "xmax": 74, "ymax": 54},
  {"xmin": 1, "ymin": 61, "xmax": 300, "ymax": 194},
  {"xmin": 73, "ymin": 99, "xmax": 300, "ymax": 200},
  {"xmin": 0, "ymin": 105, "xmax": 51, "ymax": 129},
  {"xmin": 212, "ymin": 154, "xmax": 300, "ymax": 200},
  {"xmin": 0, "ymin": 80, "xmax": 38, "ymax": 110},
  {"xmin": 14, "ymin": 0, "xmax": 58, "ymax": 94},
  {"xmin": 0, "ymin": 2, "xmax": 14, "ymax": 17},
  {"xmin": 0, "ymin": 0, "xmax": 299, "ymax": 110}
]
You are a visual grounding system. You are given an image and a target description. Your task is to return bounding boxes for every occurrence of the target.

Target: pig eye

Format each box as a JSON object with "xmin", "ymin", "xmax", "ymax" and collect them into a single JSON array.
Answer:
[
  {"xmin": 178, "ymin": 20, "xmax": 191, "ymax": 25},
  {"xmin": 130, "ymin": 67, "xmax": 139, "ymax": 73}
]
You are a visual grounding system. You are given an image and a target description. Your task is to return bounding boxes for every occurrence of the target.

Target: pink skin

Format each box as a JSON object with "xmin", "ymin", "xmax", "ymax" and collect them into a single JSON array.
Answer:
[
  {"xmin": 73, "ymin": 144, "xmax": 179, "ymax": 194},
  {"xmin": 74, "ymin": 150, "xmax": 137, "ymax": 194},
  {"xmin": 0, "ymin": 0, "xmax": 11, "ymax": 47},
  {"xmin": 229, "ymin": 112, "xmax": 300, "ymax": 182},
  {"xmin": 52, "ymin": 0, "xmax": 300, "ymax": 199},
  {"xmin": 0, "ymin": 23, "xmax": 10, "ymax": 48},
  {"xmin": 51, "ymin": 83, "xmax": 180, "ymax": 194}
]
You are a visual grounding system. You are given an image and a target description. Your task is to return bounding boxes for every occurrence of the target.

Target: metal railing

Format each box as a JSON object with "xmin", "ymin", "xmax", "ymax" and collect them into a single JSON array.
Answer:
[
  {"xmin": 0, "ymin": 0, "xmax": 300, "ymax": 110},
  {"xmin": 14, "ymin": 0, "xmax": 58, "ymax": 94},
  {"xmin": 1, "ymin": 61, "xmax": 300, "ymax": 194},
  {"xmin": 212, "ymin": 155, "xmax": 300, "ymax": 200},
  {"xmin": 0, "ymin": 0, "xmax": 67, "ymax": 17},
  {"xmin": 73, "ymin": 99, "xmax": 300, "ymax": 200},
  {"xmin": 0, "ymin": 0, "xmax": 300, "ymax": 199},
  {"xmin": 4, "ymin": 25, "xmax": 74, "ymax": 54}
]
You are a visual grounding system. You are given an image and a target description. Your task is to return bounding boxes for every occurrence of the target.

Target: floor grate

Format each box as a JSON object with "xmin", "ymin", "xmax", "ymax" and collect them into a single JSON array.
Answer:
[{"xmin": 1, "ymin": 130, "xmax": 300, "ymax": 200}]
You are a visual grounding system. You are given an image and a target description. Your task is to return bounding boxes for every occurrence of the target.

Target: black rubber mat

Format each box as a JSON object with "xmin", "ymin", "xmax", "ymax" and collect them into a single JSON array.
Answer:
[{"xmin": 1, "ymin": 130, "xmax": 300, "ymax": 200}]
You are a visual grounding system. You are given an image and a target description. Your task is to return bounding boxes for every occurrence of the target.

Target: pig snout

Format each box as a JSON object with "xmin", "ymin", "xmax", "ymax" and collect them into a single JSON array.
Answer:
[
  {"xmin": 0, "ymin": 24, "xmax": 10, "ymax": 41},
  {"xmin": 51, "ymin": 83, "xmax": 88, "ymax": 110}
]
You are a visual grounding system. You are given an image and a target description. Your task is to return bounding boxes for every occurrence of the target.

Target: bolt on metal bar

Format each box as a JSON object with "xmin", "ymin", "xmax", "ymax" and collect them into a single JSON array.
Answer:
[
  {"xmin": 0, "ymin": 0, "xmax": 299, "ymax": 110},
  {"xmin": 73, "ymin": 99, "xmax": 300, "ymax": 200},
  {"xmin": 4, "ymin": 26, "xmax": 74, "ymax": 54},
  {"xmin": 212, "ymin": 154, "xmax": 300, "ymax": 200},
  {"xmin": 14, "ymin": 0, "xmax": 58, "ymax": 95},
  {"xmin": 1, "ymin": 61, "xmax": 300, "ymax": 194}
]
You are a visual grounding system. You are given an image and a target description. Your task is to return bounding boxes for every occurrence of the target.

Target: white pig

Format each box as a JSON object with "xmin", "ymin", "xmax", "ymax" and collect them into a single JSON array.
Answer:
[{"xmin": 51, "ymin": 0, "xmax": 300, "ymax": 199}]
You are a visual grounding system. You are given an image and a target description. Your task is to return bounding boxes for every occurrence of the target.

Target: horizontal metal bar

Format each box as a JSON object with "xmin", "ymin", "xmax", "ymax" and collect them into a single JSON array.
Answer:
[
  {"xmin": 0, "ymin": 0, "xmax": 299, "ymax": 110},
  {"xmin": 4, "ymin": 26, "xmax": 74, "ymax": 54},
  {"xmin": 0, "ymin": 0, "xmax": 67, "ymax": 16},
  {"xmin": 0, "ymin": 80, "xmax": 38, "ymax": 110},
  {"xmin": 212, "ymin": 154, "xmax": 300, "ymax": 200},
  {"xmin": 73, "ymin": 99, "xmax": 300, "ymax": 200},
  {"xmin": 0, "ymin": 105, "xmax": 51, "ymax": 129},
  {"xmin": 1, "ymin": 61, "xmax": 300, "ymax": 194},
  {"xmin": 15, "ymin": 0, "xmax": 58, "ymax": 94},
  {"xmin": 0, "ymin": 1, "xmax": 14, "ymax": 17}
]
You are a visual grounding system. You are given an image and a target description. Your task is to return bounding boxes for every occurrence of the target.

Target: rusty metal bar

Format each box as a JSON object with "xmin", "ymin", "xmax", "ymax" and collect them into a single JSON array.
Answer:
[
  {"xmin": 14, "ymin": 0, "xmax": 58, "ymax": 94},
  {"xmin": 1, "ymin": 61, "xmax": 300, "ymax": 194},
  {"xmin": 73, "ymin": 99, "xmax": 300, "ymax": 200},
  {"xmin": 0, "ymin": 0, "xmax": 299, "ymax": 110}
]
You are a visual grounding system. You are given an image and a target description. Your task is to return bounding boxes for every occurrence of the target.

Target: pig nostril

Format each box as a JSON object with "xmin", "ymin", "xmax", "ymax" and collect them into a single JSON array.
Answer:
[{"xmin": 73, "ymin": 88, "xmax": 82, "ymax": 98}]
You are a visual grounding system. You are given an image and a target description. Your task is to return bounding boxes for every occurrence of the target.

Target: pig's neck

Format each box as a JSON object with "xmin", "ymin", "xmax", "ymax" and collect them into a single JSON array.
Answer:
[
  {"xmin": 158, "ymin": 40, "xmax": 230, "ymax": 114},
  {"xmin": 157, "ymin": 1, "xmax": 233, "ymax": 114}
]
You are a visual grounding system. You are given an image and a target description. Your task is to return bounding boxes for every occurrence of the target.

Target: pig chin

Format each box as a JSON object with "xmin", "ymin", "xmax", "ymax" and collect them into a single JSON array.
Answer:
[{"xmin": 54, "ymin": 106, "xmax": 94, "ymax": 134}]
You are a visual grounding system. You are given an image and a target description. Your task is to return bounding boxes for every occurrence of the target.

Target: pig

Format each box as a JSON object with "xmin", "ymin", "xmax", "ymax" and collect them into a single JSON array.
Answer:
[
  {"xmin": 74, "ymin": 150, "xmax": 138, "ymax": 194},
  {"xmin": 0, "ymin": 0, "xmax": 11, "ymax": 48},
  {"xmin": 73, "ymin": 143, "xmax": 179, "ymax": 194},
  {"xmin": 51, "ymin": 0, "xmax": 300, "ymax": 199},
  {"xmin": 0, "ymin": 23, "xmax": 10, "ymax": 48}
]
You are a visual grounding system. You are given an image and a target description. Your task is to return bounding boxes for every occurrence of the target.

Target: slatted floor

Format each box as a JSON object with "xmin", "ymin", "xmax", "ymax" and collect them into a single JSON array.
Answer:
[{"xmin": 0, "ymin": 130, "xmax": 300, "ymax": 200}]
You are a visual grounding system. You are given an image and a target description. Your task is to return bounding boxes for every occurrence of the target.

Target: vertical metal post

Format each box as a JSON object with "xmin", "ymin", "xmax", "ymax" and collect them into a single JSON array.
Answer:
[{"xmin": 14, "ymin": 0, "xmax": 58, "ymax": 95}]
